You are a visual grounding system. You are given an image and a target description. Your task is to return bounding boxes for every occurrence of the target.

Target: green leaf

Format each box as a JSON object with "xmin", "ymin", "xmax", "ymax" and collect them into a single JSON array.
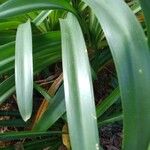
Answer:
[
  {"xmin": 24, "ymin": 138, "xmax": 60, "ymax": 150},
  {"xmin": 48, "ymin": 10, "xmax": 66, "ymax": 31},
  {"xmin": 0, "ymin": 119, "xmax": 27, "ymax": 127},
  {"xmin": 0, "ymin": 131, "xmax": 63, "ymax": 141},
  {"xmin": 1, "ymin": 138, "xmax": 60, "ymax": 150},
  {"xmin": 0, "ymin": 42, "xmax": 15, "ymax": 74},
  {"xmin": 0, "ymin": 31, "xmax": 60, "ymax": 61},
  {"xmin": 83, "ymin": 0, "xmax": 150, "ymax": 149},
  {"xmin": 0, "ymin": 0, "xmax": 76, "ymax": 19},
  {"xmin": 91, "ymin": 49, "xmax": 112, "ymax": 73},
  {"xmin": 0, "ymin": 32, "xmax": 15, "ymax": 45},
  {"xmin": 60, "ymin": 13, "xmax": 101, "ymax": 150},
  {"xmin": 131, "ymin": 2, "xmax": 141, "ymax": 14},
  {"xmin": 33, "ymin": 85, "xmax": 65, "ymax": 131},
  {"xmin": 0, "ymin": 42, "xmax": 15, "ymax": 62},
  {"xmin": 98, "ymin": 113, "xmax": 123, "ymax": 127},
  {"xmin": 15, "ymin": 20, "xmax": 33, "ymax": 121},
  {"xmin": 0, "ymin": 52, "xmax": 61, "ymax": 105},
  {"xmin": 96, "ymin": 87, "xmax": 120, "ymax": 118},
  {"xmin": 0, "ymin": 31, "xmax": 61, "ymax": 75},
  {"xmin": 33, "ymin": 52, "xmax": 61, "ymax": 74},
  {"xmin": 34, "ymin": 83, "xmax": 53, "ymax": 103},
  {"xmin": 0, "ymin": 32, "xmax": 61, "ymax": 107},
  {"xmin": 0, "ymin": 111, "xmax": 20, "ymax": 116},
  {"xmin": 33, "ymin": 10, "xmax": 52, "ymax": 26},
  {"xmin": 0, "ymin": 75, "xmax": 15, "ymax": 104},
  {"xmin": 139, "ymin": 0, "xmax": 150, "ymax": 46},
  {"xmin": 0, "ymin": 21, "xmax": 20, "ymax": 31}
]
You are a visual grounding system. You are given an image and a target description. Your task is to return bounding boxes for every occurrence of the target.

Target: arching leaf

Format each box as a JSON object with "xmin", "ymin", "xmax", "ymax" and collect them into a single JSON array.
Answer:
[
  {"xmin": 15, "ymin": 20, "xmax": 33, "ymax": 121},
  {"xmin": 83, "ymin": 0, "xmax": 150, "ymax": 149}
]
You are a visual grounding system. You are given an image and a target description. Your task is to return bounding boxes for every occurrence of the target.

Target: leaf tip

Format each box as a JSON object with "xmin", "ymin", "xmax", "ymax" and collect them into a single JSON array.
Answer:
[{"xmin": 22, "ymin": 113, "xmax": 31, "ymax": 122}]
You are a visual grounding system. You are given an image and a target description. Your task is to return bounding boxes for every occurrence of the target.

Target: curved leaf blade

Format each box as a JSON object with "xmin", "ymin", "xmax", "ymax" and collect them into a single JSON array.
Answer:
[
  {"xmin": 15, "ymin": 20, "xmax": 33, "ymax": 121},
  {"xmin": 0, "ymin": 0, "xmax": 76, "ymax": 19},
  {"xmin": 83, "ymin": 0, "xmax": 150, "ymax": 149},
  {"xmin": 60, "ymin": 13, "xmax": 101, "ymax": 150}
]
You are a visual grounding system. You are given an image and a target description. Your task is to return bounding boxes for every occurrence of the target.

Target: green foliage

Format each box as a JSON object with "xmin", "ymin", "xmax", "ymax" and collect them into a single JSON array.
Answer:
[
  {"xmin": 60, "ymin": 13, "xmax": 100, "ymax": 150},
  {"xmin": 15, "ymin": 20, "xmax": 33, "ymax": 121},
  {"xmin": 0, "ymin": 0, "xmax": 150, "ymax": 149},
  {"xmin": 83, "ymin": 0, "xmax": 150, "ymax": 149}
]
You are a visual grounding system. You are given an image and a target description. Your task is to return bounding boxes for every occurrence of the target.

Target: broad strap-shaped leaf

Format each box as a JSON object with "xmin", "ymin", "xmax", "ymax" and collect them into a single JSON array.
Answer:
[
  {"xmin": 15, "ymin": 20, "xmax": 33, "ymax": 121},
  {"xmin": 139, "ymin": 0, "xmax": 150, "ymax": 46},
  {"xmin": 0, "ymin": 0, "xmax": 76, "ymax": 19},
  {"xmin": 60, "ymin": 13, "xmax": 101, "ymax": 150},
  {"xmin": 83, "ymin": 0, "xmax": 150, "ymax": 149}
]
